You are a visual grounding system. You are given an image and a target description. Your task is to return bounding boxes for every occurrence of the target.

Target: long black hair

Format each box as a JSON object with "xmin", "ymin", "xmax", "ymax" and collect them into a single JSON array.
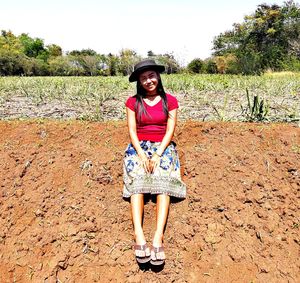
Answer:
[{"xmin": 134, "ymin": 72, "xmax": 169, "ymax": 122}]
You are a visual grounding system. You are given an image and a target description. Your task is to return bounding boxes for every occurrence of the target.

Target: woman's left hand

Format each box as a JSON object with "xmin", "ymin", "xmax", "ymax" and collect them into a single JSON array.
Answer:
[{"xmin": 149, "ymin": 153, "xmax": 160, "ymax": 173}]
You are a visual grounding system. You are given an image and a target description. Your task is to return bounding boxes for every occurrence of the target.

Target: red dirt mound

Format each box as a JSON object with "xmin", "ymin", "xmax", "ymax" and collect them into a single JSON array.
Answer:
[{"xmin": 0, "ymin": 121, "xmax": 299, "ymax": 283}]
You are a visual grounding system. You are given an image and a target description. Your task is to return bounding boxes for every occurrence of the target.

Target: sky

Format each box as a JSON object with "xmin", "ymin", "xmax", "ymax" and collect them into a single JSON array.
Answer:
[{"xmin": 0, "ymin": 0, "xmax": 286, "ymax": 66}]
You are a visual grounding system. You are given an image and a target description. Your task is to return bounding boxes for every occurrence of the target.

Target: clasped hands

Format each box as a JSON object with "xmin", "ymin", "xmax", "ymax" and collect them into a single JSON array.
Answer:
[{"xmin": 139, "ymin": 152, "xmax": 160, "ymax": 174}]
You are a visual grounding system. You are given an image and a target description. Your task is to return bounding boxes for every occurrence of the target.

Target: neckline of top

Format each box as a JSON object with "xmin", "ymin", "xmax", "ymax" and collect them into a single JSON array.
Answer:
[{"xmin": 143, "ymin": 96, "xmax": 162, "ymax": 107}]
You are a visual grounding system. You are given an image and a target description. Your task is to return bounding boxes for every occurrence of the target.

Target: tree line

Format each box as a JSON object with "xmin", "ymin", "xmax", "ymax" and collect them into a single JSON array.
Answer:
[
  {"xmin": 210, "ymin": 0, "xmax": 300, "ymax": 74},
  {"xmin": 0, "ymin": 1, "xmax": 299, "ymax": 76},
  {"xmin": 0, "ymin": 32, "xmax": 181, "ymax": 76},
  {"xmin": 0, "ymin": 31, "xmax": 183, "ymax": 76}
]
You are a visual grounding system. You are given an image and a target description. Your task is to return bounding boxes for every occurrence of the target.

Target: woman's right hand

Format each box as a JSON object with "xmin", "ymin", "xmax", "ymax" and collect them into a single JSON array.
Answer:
[{"xmin": 138, "ymin": 152, "xmax": 150, "ymax": 173}]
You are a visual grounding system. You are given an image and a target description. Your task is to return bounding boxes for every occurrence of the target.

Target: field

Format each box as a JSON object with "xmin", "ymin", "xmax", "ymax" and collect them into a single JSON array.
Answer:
[
  {"xmin": 0, "ymin": 74, "xmax": 299, "ymax": 283},
  {"xmin": 0, "ymin": 73, "xmax": 299, "ymax": 122}
]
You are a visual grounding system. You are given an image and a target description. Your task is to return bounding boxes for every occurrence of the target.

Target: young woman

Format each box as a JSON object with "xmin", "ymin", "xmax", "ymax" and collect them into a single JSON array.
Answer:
[{"xmin": 123, "ymin": 59, "xmax": 186, "ymax": 265}]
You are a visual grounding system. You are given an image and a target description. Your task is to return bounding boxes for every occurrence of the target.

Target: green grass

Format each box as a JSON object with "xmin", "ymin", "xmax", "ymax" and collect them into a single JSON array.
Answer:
[{"xmin": 0, "ymin": 73, "xmax": 299, "ymax": 122}]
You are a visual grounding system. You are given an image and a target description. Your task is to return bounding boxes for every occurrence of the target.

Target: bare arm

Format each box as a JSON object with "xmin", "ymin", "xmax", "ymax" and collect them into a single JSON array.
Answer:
[
  {"xmin": 126, "ymin": 106, "xmax": 150, "ymax": 172},
  {"xmin": 156, "ymin": 108, "xmax": 177, "ymax": 156},
  {"xmin": 126, "ymin": 107, "xmax": 143, "ymax": 155},
  {"xmin": 148, "ymin": 108, "xmax": 177, "ymax": 173}
]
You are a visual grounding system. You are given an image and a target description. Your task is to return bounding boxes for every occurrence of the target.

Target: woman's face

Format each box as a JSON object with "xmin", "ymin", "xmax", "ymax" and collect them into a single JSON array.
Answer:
[{"xmin": 139, "ymin": 70, "xmax": 159, "ymax": 94}]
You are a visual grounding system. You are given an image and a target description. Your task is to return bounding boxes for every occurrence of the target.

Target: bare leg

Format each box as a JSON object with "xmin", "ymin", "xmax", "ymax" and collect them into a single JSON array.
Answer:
[
  {"xmin": 152, "ymin": 194, "xmax": 170, "ymax": 260},
  {"xmin": 131, "ymin": 193, "xmax": 149, "ymax": 257}
]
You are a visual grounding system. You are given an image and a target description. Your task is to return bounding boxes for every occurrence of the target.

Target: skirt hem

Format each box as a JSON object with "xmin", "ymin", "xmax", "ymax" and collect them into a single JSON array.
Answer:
[{"xmin": 123, "ymin": 188, "xmax": 186, "ymax": 199}]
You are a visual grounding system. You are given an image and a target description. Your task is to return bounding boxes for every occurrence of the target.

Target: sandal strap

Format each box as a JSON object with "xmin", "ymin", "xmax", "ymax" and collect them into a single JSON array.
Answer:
[
  {"xmin": 134, "ymin": 244, "xmax": 149, "ymax": 251},
  {"xmin": 152, "ymin": 246, "xmax": 164, "ymax": 253}
]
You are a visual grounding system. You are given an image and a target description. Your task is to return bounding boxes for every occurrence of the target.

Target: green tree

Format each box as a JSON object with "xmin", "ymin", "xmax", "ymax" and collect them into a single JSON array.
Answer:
[
  {"xmin": 66, "ymin": 49, "xmax": 103, "ymax": 75},
  {"xmin": 48, "ymin": 56, "xmax": 72, "ymax": 75},
  {"xmin": 155, "ymin": 53, "xmax": 181, "ymax": 74},
  {"xmin": 212, "ymin": 0, "xmax": 300, "ymax": 73},
  {"xmin": 68, "ymin": 49, "xmax": 97, "ymax": 56},
  {"xmin": 80, "ymin": 55, "xmax": 101, "ymax": 76},
  {"xmin": 19, "ymin": 33, "xmax": 49, "ymax": 61},
  {"xmin": 187, "ymin": 58, "xmax": 204, "ymax": 73},
  {"xmin": 47, "ymin": 44, "xmax": 62, "ymax": 57},
  {"xmin": 204, "ymin": 59, "xmax": 218, "ymax": 74},
  {"xmin": 118, "ymin": 49, "xmax": 140, "ymax": 76},
  {"xmin": 107, "ymin": 53, "xmax": 119, "ymax": 76},
  {"xmin": 0, "ymin": 30, "xmax": 23, "ymax": 54}
]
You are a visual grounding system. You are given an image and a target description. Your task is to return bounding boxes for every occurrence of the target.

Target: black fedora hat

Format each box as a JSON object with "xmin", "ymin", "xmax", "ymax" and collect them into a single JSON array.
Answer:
[{"xmin": 129, "ymin": 59, "xmax": 165, "ymax": 82}]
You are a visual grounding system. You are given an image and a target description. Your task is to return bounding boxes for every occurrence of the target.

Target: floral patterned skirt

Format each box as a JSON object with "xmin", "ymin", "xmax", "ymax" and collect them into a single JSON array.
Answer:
[{"xmin": 123, "ymin": 140, "xmax": 186, "ymax": 199}]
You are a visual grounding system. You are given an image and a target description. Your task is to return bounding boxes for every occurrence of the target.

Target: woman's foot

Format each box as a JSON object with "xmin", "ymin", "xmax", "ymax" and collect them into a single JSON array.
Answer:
[
  {"xmin": 152, "ymin": 231, "xmax": 164, "ymax": 248},
  {"xmin": 134, "ymin": 230, "xmax": 151, "ymax": 263},
  {"xmin": 134, "ymin": 243, "xmax": 151, "ymax": 263},
  {"xmin": 150, "ymin": 231, "xmax": 165, "ymax": 265},
  {"xmin": 150, "ymin": 245, "xmax": 165, "ymax": 265}
]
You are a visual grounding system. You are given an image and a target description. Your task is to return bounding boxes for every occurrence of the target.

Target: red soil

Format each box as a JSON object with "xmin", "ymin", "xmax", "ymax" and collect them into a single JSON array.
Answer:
[{"xmin": 0, "ymin": 120, "xmax": 299, "ymax": 283}]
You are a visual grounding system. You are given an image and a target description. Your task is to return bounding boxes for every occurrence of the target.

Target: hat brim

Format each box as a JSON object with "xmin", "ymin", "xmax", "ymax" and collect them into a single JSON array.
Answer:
[{"xmin": 129, "ymin": 65, "xmax": 165, "ymax": 82}]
